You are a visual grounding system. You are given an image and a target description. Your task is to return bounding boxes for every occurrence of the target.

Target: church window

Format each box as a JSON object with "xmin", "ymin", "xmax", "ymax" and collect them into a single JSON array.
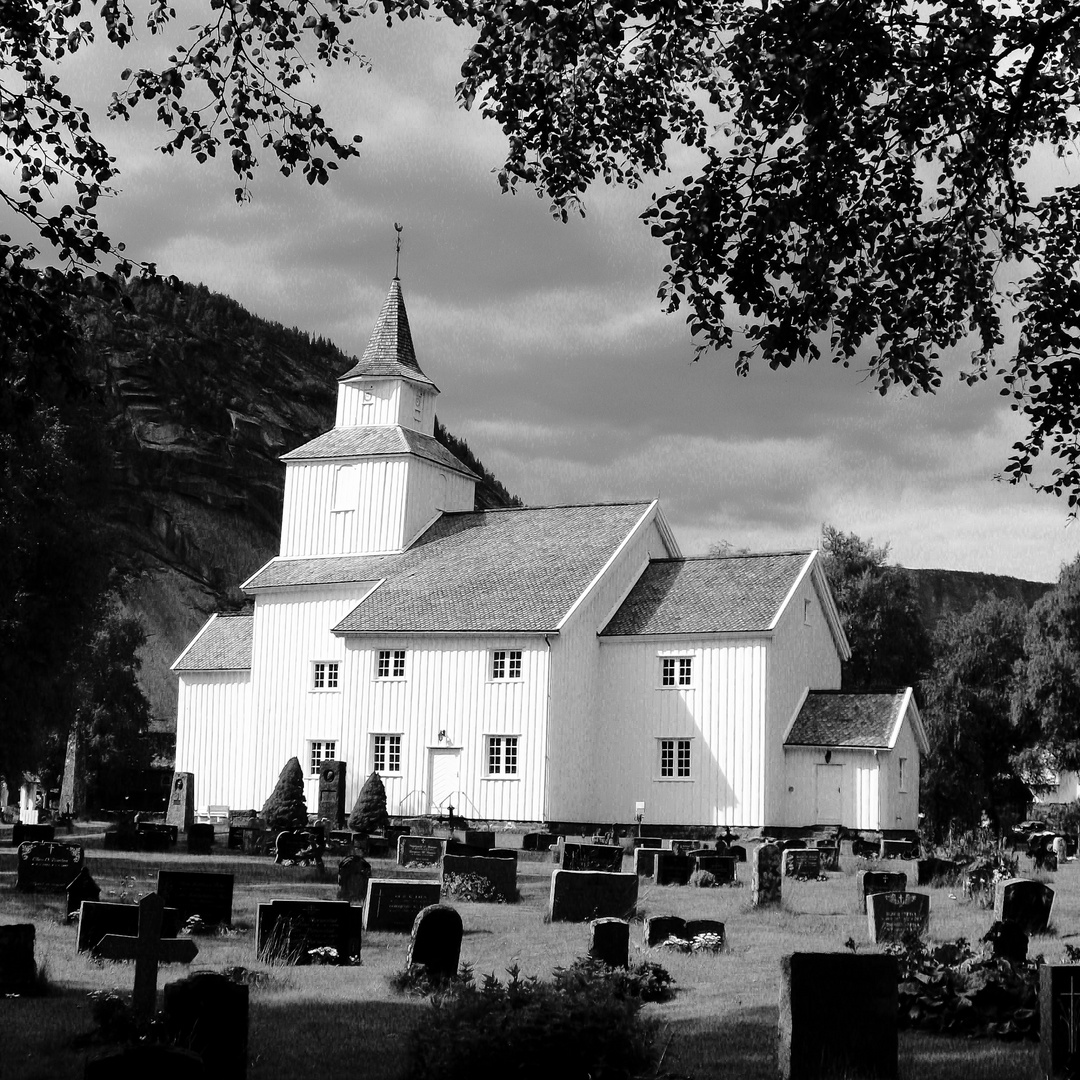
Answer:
[
  {"xmin": 491, "ymin": 649, "xmax": 522, "ymax": 680},
  {"xmin": 312, "ymin": 662, "xmax": 339, "ymax": 690},
  {"xmin": 486, "ymin": 736, "xmax": 519, "ymax": 776},
  {"xmin": 376, "ymin": 649, "xmax": 407, "ymax": 680},
  {"xmin": 331, "ymin": 465, "xmax": 359, "ymax": 512},
  {"xmin": 658, "ymin": 738, "xmax": 692, "ymax": 779},
  {"xmin": 660, "ymin": 656, "xmax": 693, "ymax": 687},
  {"xmin": 372, "ymin": 734, "xmax": 402, "ymax": 774},
  {"xmin": 899, "ymin": 757, "xmax": 908, "ymax": 792},
  {"xmin": 309, "ymin": 740, "xmax": 337, "ymax": 775}
]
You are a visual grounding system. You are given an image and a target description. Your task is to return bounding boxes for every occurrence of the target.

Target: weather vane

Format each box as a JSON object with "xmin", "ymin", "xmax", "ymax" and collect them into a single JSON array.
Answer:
[{"xmin": 394, "ymin": 222, "xmax": 403, "ymax": 278}]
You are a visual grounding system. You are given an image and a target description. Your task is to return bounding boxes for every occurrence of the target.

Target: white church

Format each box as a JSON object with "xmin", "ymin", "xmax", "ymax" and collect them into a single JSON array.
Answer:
[{"xmin": 172, "ymin": 278, "xmax": 927, "ymax": 833}]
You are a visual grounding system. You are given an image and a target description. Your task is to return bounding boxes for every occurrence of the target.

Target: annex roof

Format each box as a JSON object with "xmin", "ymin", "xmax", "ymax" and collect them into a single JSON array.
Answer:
[
  {"xmin": 244, "ymin": 502, "xmax": 661, "ymax": 634},
  {"xmin": 171, "ymin": 612, "xmax": 253, "ymax": 672},
  {"xmin": 338, "ymin": 277, "xmax": 436, "ymax": 389},
  {"xmin": 783, "ymin": 688, "xmax": 928, "ymax": 752},
  {"xmin": 600, "ymin": 552, "xmax": 814, "ymax": 636},
  {"xmin": 280, "ymin": 425, "xmax": 477, "ymax": 478}
]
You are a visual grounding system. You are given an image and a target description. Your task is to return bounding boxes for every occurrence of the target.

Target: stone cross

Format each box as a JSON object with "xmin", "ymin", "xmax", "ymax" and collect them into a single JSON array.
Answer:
[{"xmin": 94, "ymin": 893, "xmax": 198, "ymax": 1018}]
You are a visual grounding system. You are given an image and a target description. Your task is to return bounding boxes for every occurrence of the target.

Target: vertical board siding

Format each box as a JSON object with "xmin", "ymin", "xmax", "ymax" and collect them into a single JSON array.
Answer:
[
  {"xmin": 885, "ymin": 719, "xmax": 921, "ymax": 831},
  {"xmin": 402, "ymin": 462, "xmax": 474, "ymax": 544},
  {"xmin": 782, "ymin": 748, "xmax": 882, "ymax": 830},
  {"xmin": 335, "ymin": 381, "xmax": 403, "ymax": 428},
  {"xmin": 175, "ymin": 673, "xmax": 253, "ymax": 808}
]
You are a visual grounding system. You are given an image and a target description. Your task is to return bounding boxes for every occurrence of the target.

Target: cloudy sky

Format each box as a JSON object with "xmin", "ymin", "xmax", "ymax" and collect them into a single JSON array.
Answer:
[{"xmin": 24, "ymin": 11, "xmax": 1080, "ymax": 583}]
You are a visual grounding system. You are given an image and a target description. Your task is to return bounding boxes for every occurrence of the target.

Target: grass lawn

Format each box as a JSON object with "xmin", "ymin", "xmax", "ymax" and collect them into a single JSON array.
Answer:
[{"xmin": 1, "ymin": 850, "xmax": 1069, "ymax": 1079}]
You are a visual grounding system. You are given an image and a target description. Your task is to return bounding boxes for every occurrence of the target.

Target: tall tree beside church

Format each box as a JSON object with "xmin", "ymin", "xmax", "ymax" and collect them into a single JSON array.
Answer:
[{"xmin": 820, "ymin": 526, "xmax": 931, "ymax": 689}]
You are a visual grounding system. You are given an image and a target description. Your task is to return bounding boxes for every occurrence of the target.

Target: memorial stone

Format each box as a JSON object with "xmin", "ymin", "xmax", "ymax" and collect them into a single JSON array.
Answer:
[
  {"xmin": 1040, "ymin": 964, "xmax": 1080, "ymax": 1080},
  {"xmin": 995, "ymin": 877, "xmax": 1055, "ymax": 935},
  {"xmin": 522, "ymin": 832, "xmax": 558, "ymax": 852},
  {"xmin": 589, "ymin": 917, "xmax": 630, "ymax": 967},
  {"xmin": 398, "ymin": 835, "xmax": 445, "ymax": 868},
  {"xmin": 76, "ymin": 901, "xmax": 183, "ymax": 953},
  {"xmin": 880, "ymin": 838, "xmax": 918, "ymax": 859},
  {"xmin": 443, "ymin": 853, "xmax": 517, "ymax": 901},
  {"xmin": 337, "ymin": 855, "xmax": 372, "ymax": 903},
  {"xmin": 857, "ymin": 870, "xmax": 907, "ymax": 909},
  {"xmin": 256, "ymin": 899, "xmax": 362, "ymax": 962},
  {"xmin": 165, "ymin": 772, "xmax": 195, "ymax": 830},
  {"xmin": 317, "ymin": 759, "xmax": 347, "ymax": 828},
  {"xmin": 548, "ymin": 870, "xmax": 638, "ymax": 922},
  {"xmin": 1054, "ymin": 836, "xmax": 1068, "ymax": 866},
  {"xmin": 752, "ymin": 843, "xmax": 782, "ymax": 907},
  {"xmin": 186, "ymin": 823, "xmax": 215, "ymax": 855},
  {"xmin": 728, "ymin": 845, "xmax": 747, "ymax": 862},
  {"xmin": 654, "ymin": 852, "xmax": 694, "ymax": 886},
  {"xmin": 684, "ymin": 919, "xmax": 726, "ymax": 945},
  {"xmin": 16, "ymin": 840, "xmax": 84, "ymax": 892},
  {"xmin": 363, "ymin": 879, "xmax": 443, "ymax": 932},
  {"xmin": 783, "ymin": 848, "xmax": 822, "ymax": 878},
  {"xmin": 157, "ymin": 870, "xmax": 234, "ymax": 926},
  {"xmin": 816, "ymin": 845, "xmax": 840, "ymax": 872},
  {"xmin": 66, "ymin": 867, "xmax": 101, "ymax": 915},
  {"xmin": 464, "ymin": 830, "xmax": 495, "ymax": 850},
  {"xmin": 983, "ymin": 920, "xmax": 1028, "ymax": 963},
  {"xmin": 407, "ymin": 904, "xmax": 463, "ymax": 980},
  {"xmin": 163, "ymin": 971, "xmax": 248, "ymax": 1080},
  {"xmin": 136, "ymin": 822, "xmax": 178, "ymax": 850},
  {"xmin": 11, "ymin": 823, "xmax": 54, "ymax": 845},
  {"xmin": 562, "ymin": 842, "xmax": 623, "ymax": 872},
  {"xmin": 0, "ymin": 924, "xmax": 36, "ymax": 994},
  {"xmin": 631, "ymin": 837, "xmax": 664, "ymax": 850},
  {"xmin": 634, "ymin": 848, "xmax": 660, "ymax": 878},
  {"xmin": 644, "ymin": 914, "xmax": 686, "ymax": 947},
  {"xmin": 867, "ymin": 891, "xmax": 930, "ymax": 943},
  {"xmin": 693, "ymin": 853, "xmax": 737, "ymax": 884}
]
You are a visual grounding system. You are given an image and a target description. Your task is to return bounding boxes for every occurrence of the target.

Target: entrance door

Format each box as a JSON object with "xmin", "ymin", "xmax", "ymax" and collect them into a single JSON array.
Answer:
[
  {"xmin": 815, "ymin": 764, "xmax": 843, "ymax": 825},
  {"xmin": 428, "ymin": 748, "xmax": 461, "ymax": 815}
]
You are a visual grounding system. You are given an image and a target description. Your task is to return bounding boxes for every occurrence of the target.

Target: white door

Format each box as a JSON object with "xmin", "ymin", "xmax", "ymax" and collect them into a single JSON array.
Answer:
[
  {"xmin": 428, "ymin": 748, "xmax": 461, "ymax": 814},
  {"xmin": 815, "ymin": 765, "xmax": 843, "ymax": 825}
]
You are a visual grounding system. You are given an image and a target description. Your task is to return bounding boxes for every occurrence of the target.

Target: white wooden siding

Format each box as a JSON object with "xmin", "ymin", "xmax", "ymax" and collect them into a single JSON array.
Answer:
[
  {"xmin": 880, "ymin": 719, "xmax": 921, "ymax": 831},
  {"xmin": 782, "ymin": 748, "xmax": 881, "ymax": 829},
  {"xmin": 174, "ymin": 672, "xmax": 253, "ymax": 808},
  {"xmin": 336, "ymin": 379, "xmax": 435, "ymax": 431},
  {"xmin": 402, "ymin": 461, "xmax": 475, "ymax": 543}
]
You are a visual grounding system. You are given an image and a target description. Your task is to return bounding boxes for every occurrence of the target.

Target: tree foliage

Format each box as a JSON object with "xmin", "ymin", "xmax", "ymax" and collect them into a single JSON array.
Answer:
[
  {"xmin": 261, "ymin": 756, "xmax": 309, "ymax": 829},
  {"xmin": 349, "ymin": 770, "xmax": 388, "ymax": 833}
]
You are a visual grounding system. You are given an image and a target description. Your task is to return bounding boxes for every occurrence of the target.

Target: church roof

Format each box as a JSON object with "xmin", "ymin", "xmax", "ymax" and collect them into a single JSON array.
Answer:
[
  {"xmin": 280, "ymin": 425, "xmax": 478, "ymax": 477},
  {"xmin": 601, "ymin": 552, "xmax": 814, "ymax": 635},
  {"xmin": 338, "ymin": 278, "xmax": 436, "ymax": 388},
  {"xmin": 243, "ymin": 502, "xmax": 658, "ymax": 633},
  {"xmin": 171, "ymin": 612, "xmax": 253, "ymax": 671},
  {"xmin": 783, "ymin": 688, "xmax": 926, "ymax": 751}
]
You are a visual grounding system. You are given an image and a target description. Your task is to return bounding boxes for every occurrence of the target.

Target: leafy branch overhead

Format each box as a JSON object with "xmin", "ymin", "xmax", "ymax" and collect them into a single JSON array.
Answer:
[{"xmin": 5, "ymin": 1, "xmax": 1080, "ymax": 501}]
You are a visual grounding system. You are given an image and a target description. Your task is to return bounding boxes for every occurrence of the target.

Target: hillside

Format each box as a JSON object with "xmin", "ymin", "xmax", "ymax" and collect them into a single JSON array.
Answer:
[{"xmin": 909, "ymin": 567, "xmax": 1053, "ymax": 634}]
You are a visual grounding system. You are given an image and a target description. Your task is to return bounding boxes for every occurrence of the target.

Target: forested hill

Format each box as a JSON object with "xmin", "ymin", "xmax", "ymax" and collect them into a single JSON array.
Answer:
[
  {"xmin": 909, "ymin": 568, "xmax": 1053, "ymax": 634},
  {"xmin": 68, "ymin": 276, "xmax": 521, "ymax": 725}
]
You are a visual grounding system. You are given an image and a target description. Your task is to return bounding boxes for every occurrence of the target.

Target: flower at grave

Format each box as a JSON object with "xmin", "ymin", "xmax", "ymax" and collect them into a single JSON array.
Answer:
[
  {"xmin": 182, "ymin": 915, "xmax": 208, "ymax": 936},
  {"xmin": 308, "ymin": 946, "xmax": 340, "ymax": 965},
  {"xmin": 689, "ymin": 933, "xmax": 724, "ymax": 954},
  {"xmin": 657, "ymin": 936, "xmax": 692, "ymax": 954}
]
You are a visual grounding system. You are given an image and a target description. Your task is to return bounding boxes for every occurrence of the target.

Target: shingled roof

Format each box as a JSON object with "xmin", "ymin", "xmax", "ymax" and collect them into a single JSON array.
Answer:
[
  {"xmin": 244, "ymin": 502, "xmax": 658, "ymax": 633},
  {"xmin": 784, "ymin": 689, "xmax": 922, "ymax": 750},
  {"xmin": 600, "ymin": 552, "xmax": 813, "ymax": 636},
  {"xmin": 281, "ymin": 425, "xmax": 477, "ymax": 477},
  {"xmin": 172, "ymin": 612, "xmax": 254, "ymax": 671},
  {"xmin": 338, "ymin": 278, "xmax": 436, "ymax": 388}
]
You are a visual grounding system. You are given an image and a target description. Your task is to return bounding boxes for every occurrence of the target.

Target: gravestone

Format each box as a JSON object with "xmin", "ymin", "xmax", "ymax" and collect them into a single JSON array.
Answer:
[
  {"xmin": 654, "ymin": 852, "xmax": 694, "ymax": 886},
  {"xmin": 157, "ymin": 870, "xmax": 234, "ymax": 926},
  {"xmin": 0, "ymin": 924, "xmax": 36, "ymax": 994},
  {"xmin": 186, "ymin": 823, "xmax": 215, "ymax": 855},
  {"xmin": 522, "ymin": 832, "xmax": 558, "ymax": 852},
  {"xmin": 693, "ymin": 853, "xmax": 737, "ymax": 884},
  {"xmin": 728, "ymin": 844, "xmax": 747, "ymax": 862},
  {"xmin": 363, "ymin": 879, "xmax": 443, "ymax": 932},
  {"xmin": 867, "ymin": 890, "xmax": 931, "ymax": 943},
  {"xmin": 227, "ymin": 825, "xmax": 265, "ymax": 853},
  {"xmin": 165, "ymin": 772, "xmax": 195, "ymax": 830},
  {"xmin": 880, "ymin": 838, "xmax": 918, "ymax": 859},
  {"xmin": 256, "ymin": 899, "xmax": 362, "ymax": 963},
  {"xmin": 983, "ymin": 920, "xmax": 1028, "ymax": 963},
  {"xmin": 94, "ymin": 894, "xmax": 199, "ymax": 1019},
  {"xmin": 782, "ymin": 848, "xmax": 822, "ymax": 878},
  {"xmin": 66, "ymin": 867, "xmax": 101, "ymax": 915},
  {"xmin": 443, "ymin": 853, "xmax": 517, "ymax": 901},
  {"xmin": 84, "ymin": 1045, "xmax": 207, "ymax": 1079},
  {"xmin": 644, "ymin": 914, "xmax": 686, "ymax": 947},
  {"xmin": 548, "ymin": 870, "xmax": 639, "ymax": 922},
  {"xmin": 407, "ymin": 904, "xmax": 463, "ymax": 980},
  {"xmin": 995, "ymin": 877, "xmax": 1055, "ymax": 935},
  {"xmin": 464, "ymin": 830, "xmax": 495, "ymax": 850},
  {"xmin": 327, "ymin": 829, "xmax": 354, "ymax": 853},
  {"xmin": 136, "ymin": 821, "xmax": 179, "ymax": 850},
  {"xmin": 274, "ymin": 829, "xmax": 324, "ymax": 868},
  {"xmin": 779, "ymin": 953, "xmax": 898, "ymax": 1080},
  {"xmin": 163, "ymin": 970, "xmax": 248, "ymax": 1080},
  {"xmin": 16, "ymin": 840, "xmax": 84, "ymax": 892},
  {"xmin": 317, "ymin": 759, "xmax": 347, "ymax": 828},
  {"xmin": 816, "ymin": 845, "xmax": 840, "ymax": 872},
  {"xmin": 11, "ymin": 822, "xmax": 54, "ymax": 845},
  {"xmin": 562, "ymin": 842, "xmax": 623, "ymax": 871},
  {"xmin": 632, "ymin": 837, "xmax": 664, "ymax": 850},
  {"xmin": 685, "ymin": 919, "xmax": 726, "ymax": 945},
  {"xmin": 752, "ymin": 843, "xmax": 782, "ymax": 907},
  {"xmin": 857, "ymin": 870, "xmax": 907, "ymax": 909},
  {"xmin": 398, "ymin": 835, "xmax": 445, "ymax": 868},
  {"xmin": 669, "ymin": 839, "xmax": 698, "ymax": 856},
  {"xmin": 634, "ymin": 848, "xmax": 660, "ymax": 877},
  {"xmin": 589, "ymin": 917, "xmax": 630, "ymax": 967},
  {"xmin": 77, "ymin": 901, "xmax": 183, "ymax": 953},
  {"xmin": 1040, "ymin": 964, "xmax": 1080, "ymax": 1079},
  {"xmin": 337, "ymin": 855, "xmax": 372, "ymax": 903}
]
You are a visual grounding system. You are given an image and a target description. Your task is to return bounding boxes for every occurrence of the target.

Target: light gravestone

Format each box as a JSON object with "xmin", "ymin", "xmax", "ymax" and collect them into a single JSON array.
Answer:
[
  {"xmin": 407, "ymin": 904, "xmax": 463, "ymax": 980},
  {"xmin": 548, "ymin": 870, "xmax": 638, "ymax": 922},
  {"xmin": 589, "ymin": 918, "xmax": 630, "ymax": 967},
  {"xmin": 163, "ymin": 970, "xmax": 248, "ymax": 1080},
  {"xmin": 156, "ymin": 870, "xmax": 234, "ymax": 926},
  {"xmin": 857, "ymin": 870, "xmax": 907, "ymax": 910},
  {"xmin": 782, "ymin": 848, "xmax": 821, "ymax": 878},
  {"xmin": 317, "ymin": 759, "xmax": 346, "ymax": 828},
  {"xmin": 337, "ymin": 855, "xmax": 372, "ymax": 903},
  {"xmin": 867, "ymin": 891, "xmax": 931, "ymax": 943},
  {"xmin": 363, "ymin": 879, "xmax": 442, "ymax": 932},
  {"xmin": 165, "ymin": 772, "xmax": 195, "ymax": 830},
  {"xmin": 0, "ymin": 924, "xmax": 36, "ymax": 994},
  {"xmin": 779, "ymin": 953, "xmax": 898, "ymax": 1080},
  {"xmin": 16, "ymin": 840, "xmax": 83, "ymax": 892},
  {"xmin": 397, "ymin": 835, "xmax": 445, "ymax": 869},
  {"xmin": 443, "ymin": 852, "xmax": 517, "ymax": 901},
  {"xmin": 752, "ymin": 844, "xmax": 782, "ymax": 907},
  {"xmin": 995, "ymin": 878, "xmax": 1055, "ymax": 935},
  {"xmin": 256, "ymin": 899, "xmax": 362, "ymax": 963}
]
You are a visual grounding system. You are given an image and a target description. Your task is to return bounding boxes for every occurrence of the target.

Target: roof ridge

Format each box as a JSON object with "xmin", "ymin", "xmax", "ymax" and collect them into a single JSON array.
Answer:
[
  {"xmin": 650, "ymin": 551, "xmax": 813, "ymax": 563},
  {"xmin": 440, "ymin": 500, "xmax": 653, "ymax": 516}
]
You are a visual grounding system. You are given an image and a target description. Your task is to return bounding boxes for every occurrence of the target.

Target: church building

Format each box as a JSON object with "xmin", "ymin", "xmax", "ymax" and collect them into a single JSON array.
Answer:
[{"xmin": 172, "ymin": 278, "xmax": 927, "ymax": 832}]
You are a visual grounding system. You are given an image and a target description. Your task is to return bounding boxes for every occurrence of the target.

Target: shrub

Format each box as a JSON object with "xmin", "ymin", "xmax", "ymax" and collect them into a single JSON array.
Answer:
[
  {"xmin": 260, "ymin": 757, "xmax": 308, "ymax": 830},
  {"xmin": 688, "ymin": 869, "xmax": 717, "ymax": 888},
  {"xmin": 391, "ymin": 962, "xmax": 475, "ymax": 997},
  {"xmin": 443, "ymin": 871, "xmax": 505, "ymax": 903},
  {"xmin": 349, "ymin": 771, "xmax": 389, "ymax": 834},
  {"xmin": 552, "ymin": 956, "xmax": 675, "ymax": 1004}
]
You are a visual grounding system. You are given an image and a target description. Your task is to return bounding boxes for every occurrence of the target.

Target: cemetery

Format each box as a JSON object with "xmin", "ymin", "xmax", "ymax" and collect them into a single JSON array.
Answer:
[{"xmin": 3, "ymin": 813, "xmax": 1079, "ymax": 1079}]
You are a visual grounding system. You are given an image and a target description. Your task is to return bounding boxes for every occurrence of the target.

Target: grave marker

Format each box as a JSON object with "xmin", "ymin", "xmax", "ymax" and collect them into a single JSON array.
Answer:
[
  {"xmin": 752, "ymin": 843, "xmax": 782, "ymax": 907},
  {"xmin": 693, "ymin": 853, "xmax": 737, "ymax": 884},
  {"xmin": 186, "ymin": 823, "xmax": 215, "ymax": 855},
  {"xmin": 317, "ymin": 759, "xmax": 347, "ymax": 828},
  {"xmin": 15, "ymin": 840, "xmax": 83, "ymax": 892},
  {"xmin": 995, "ymin": 877, "xmax": 1055, "ymax": 935},
  {"xmin": 633, "ymin": 847, "xmax": 660, "ymax": 878},
  {"xmin": 589, "ymin": 917, "xmax": 630, "ymax": 967},
  {"xmin": 11, "ymin": 823, "xmax": 54, "ymax": 845},
  {"xmin": 397, "ymin": 835, "xmax": 445, "ymax": 868},
  {"xmin": 165, "ymin": 771, "xmax": 195, "ymax": 830},
  {"xmin": 156, "ymin": 870, "xmax": 234, "ymax": 926},
  {"xmin": 548, "ymin": 870, "xmax": 638, "ymax": 922},
  {"xmin": 644, "ymin": 914, "xmax": 686, "ymax": 947},
  {"xmin": 654, "ymin": 852, "xmax": 694, "ymax": 886},
  {"xmin": 337, "ymin": 855, "xmax": 372, "ymax": 903},
  {"xmin": 866, "ymin": 890, "xmax": 930, "ymax": 943},
  {"xmin": 561, "ymin": 842, "xmax": 623, "ymax": 872},
  {"xmin": 77, "ymin": 900, "xmax": 183, "ymax": 953},
  {"xmin": 407, "ymin": 904, "xmax": 463, "ymax": 980},
  {"xmin": 816, "ymin": 845, "xmax": 840, "ymax": 872},
  {"xmin": 163, "ymin": 970, "xmax": 249, "ymax": 1080},
  {"xmin": 464, "ymin": 830, "xmax": 495, "ymax": 850},
  {"xmin": 782, "ymin": 848, "xmax": 822, "ymax": 878},
  {"xmin": 136, "ymin": 821, "xmax": 178, "ymax": 850},
  {"xmin": 274, "ymin": 829, "xmax": 324, "ymax": 868},
  {"xmin": 522, "ymin": 832, "xmax": 558, "ymax": 852},
  {"xmin": 443, "ymin": 852, "xmax": 517, "ymax": 901},
  {"xmin": 0, "ymin": 924, "xmax": 36, "ymax": 994},
  {"xmin": 1041, "ymin": 965, "xmax": 1080, "ymax": 1079},
  {"xmin": 256, "ymin": 899, "xmax": 362, "ymax": 963},
  {"xmin": 856, "ymin": 870, "xmax": 907, "ymax": 909},
  {"xmin": 66, "ymin": 867, "xmax": 101, "ymax": 915},
  {"xmin": 363, "ymin": 879, "xmax": 443, "ymax": 932}
]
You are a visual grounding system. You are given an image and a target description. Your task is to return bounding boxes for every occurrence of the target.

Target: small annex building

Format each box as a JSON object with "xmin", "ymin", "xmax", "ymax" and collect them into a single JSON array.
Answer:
[{"xmin": 172, "ymin": 277, "xmax": 925, "ymax": 832}]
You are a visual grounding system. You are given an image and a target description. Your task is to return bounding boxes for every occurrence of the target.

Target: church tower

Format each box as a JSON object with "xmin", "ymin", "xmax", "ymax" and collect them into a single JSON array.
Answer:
[{"xmin": 277, "ymin": 277, "xmax": 477, "ymax": 557}]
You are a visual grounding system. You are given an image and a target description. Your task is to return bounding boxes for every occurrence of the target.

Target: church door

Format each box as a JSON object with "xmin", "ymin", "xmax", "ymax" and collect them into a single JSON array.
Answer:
[
  {"xmin": 428, "ymin": 748, "xmax": 461, "ymax": 815},
  {"xmin": 815, "ymin": 765, "xmax": 843, "ymax": 825}
]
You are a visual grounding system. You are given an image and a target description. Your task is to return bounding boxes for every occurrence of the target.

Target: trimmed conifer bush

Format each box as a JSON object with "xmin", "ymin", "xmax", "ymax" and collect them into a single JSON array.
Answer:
[
  {"xmin": 260, "ymin": 756, "xmax": 308, "ymax": 830},
  {"xmin": 349, "ymin": 770, "xmax": 389, "ymax": 833}
]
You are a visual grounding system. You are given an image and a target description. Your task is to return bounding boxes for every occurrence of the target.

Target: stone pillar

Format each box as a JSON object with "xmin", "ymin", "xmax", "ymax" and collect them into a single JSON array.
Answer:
[
  {"xmin": 59, "ymin": 725, "xmax": 85, "ymax": 818},
  {"xmin": 165, "ymin": 772, "xmax": 195, "ymax": 830},
  {"xmin": 318, "ymin": 760, "xmax": 346, "ymax": 828}
]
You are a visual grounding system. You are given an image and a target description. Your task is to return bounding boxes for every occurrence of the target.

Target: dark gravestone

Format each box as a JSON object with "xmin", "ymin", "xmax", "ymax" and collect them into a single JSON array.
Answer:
[
  {"xmin": 317, "ymin": 759, "xmax": 346, "ymax": 828},
  {"xmin": 857, "ymin": 870, "xmax": 907, "ymax": 910},
  {"xmin": 137, "ymin": 822, "xmax": 179, "ymax": 851},
  {"xmin": 590, "ymin": 918, "xmax": 630, "ymax": 967},
  {"xmin": 522, "ymin": 832, "xmax": 558, "ymax": 852},
  {"xmin": 633, "ymin": 848, "xmax": 659, "ymax": 878},
  {"xmin": 782, "ymin": 848, "xmax": 822, "ymax": 878},
  {"xmin": 85, "ymin": 1045, "xmax": 207, "ymax": 1079},
  {"xmin": 693, "ymin": 853, "xmax": 737, "ymax": 883},
  {"xmin": 12, "ymin": 823, "xmax": 54, "ymax": 845},
  {"xmin": 398, "ymin": 835, "xmax": 445, "ymax": 868},
  {"xmin": 669, "ymin": 839, "xmax": 698, "ymax": 856},
  {"xmin": 165, "ymin": 772, "xmax": 195, "ymax": 830},
  {"xmin": 163, "ymin": 971, "xmax": 248, "ymax": 1080},
  {"xmin": 752, "ymin": 844, "xmax": 782, "ymax": 907},
  {"xmin": 917, "ymin": 857, "xmax": 963, "ymax": 887},
  {"xmin": 327, "ymin": 829, "xmax": 354, "ymax": 853},
  {"xmin": 685, "ymin": 919, "xmax": 726, "ymax": 946},
  {"xmin": 274, "ymin": 829, "xmax": 324, "ymax": 868},
  {"xmin": 363, "ymin": 879, "xmax": 443, "ymax": 932},
  {"xmin": 256, "ymin": 899, "xmax": 362, "ymax": 963},
  {"xmin": 16, "ymin": 840, "xmax": 84, "ymax": 892},
  {"xmin": 407, "ymin": 904, "xmax": 463, "ymax": 980},
  {"xmin": 728, "ymin": 845, "xmax": 747, "ymax": 862},
  {"xmin": 644, "ymin": 914, "xmax": 686, "ymax": 947},
  {"xmin": 157, "ymin": 870, "xmax": 234, "ymax": 926},
  {"xmin": 1040, "ymin": 965, "xmax": 1080, "ymax": 1079},
  {"xmin": 867, "ymin": 891, "xmax": 930, "ymax": 943},
  {"xmin": 816, "ymin": 845, "xmax": 840, "ymax": 872},
  {"xmin": 654, "ymin": 852, "xmax": 694, "ymax": 886},
  {"xmin": 77, "ymin": 901, "xmax": 183, "ymax": 953},
  {"xmin": 983, "ymin": 920, "xmax": 1028, "ymax": 963},
  {"xmin": 103, "ymin": 823, "xmax": 139, "ymax": 851},
  {"xmin": 880, "ymin": 838, "xmax": 918, "ymax": 859},
  {"xmin": 337, "ymin": 855, "xmax": 372, "ymax": 903},
  {"xmin": 995, "ymin": 877, "xmax": 1055, "ymax": 935},
  {"xmin": 464, "ymin": 830, "xmax": 495, "ymax": 850},
  {"xmin": 548, "ymin": 870, "xmax": 639, "ymax": 922},
  {"xmin": 443, "ymin": 853, "xmax": 517, "ymax": 901},
  {"xmin": 632, "ymin": 837, "xmax": 664, "ymax": 850},
  {"xmin": 66, "ymin": 867, "xmax": 101, "ymax": 915},
  {"xmin": 779, "ymin": 953, "xmax": 898, "ymax": 1080},
  {"xmin": 186, "ymin": 823, "xmax": 215, "ymax": 855},
  {"xmin": 562, "ymin": 842, "xmax": 623, "ymax": 872},
  {"xmin": 0, "ymin": 924, "xmax": 36, "ymax": 994}
]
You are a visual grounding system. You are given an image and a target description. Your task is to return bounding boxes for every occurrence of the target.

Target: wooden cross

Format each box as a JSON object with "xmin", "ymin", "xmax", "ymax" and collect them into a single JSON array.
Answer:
[{"xmin": 94, "ymin": 893, "xmax": 198, "ymax": 1018}]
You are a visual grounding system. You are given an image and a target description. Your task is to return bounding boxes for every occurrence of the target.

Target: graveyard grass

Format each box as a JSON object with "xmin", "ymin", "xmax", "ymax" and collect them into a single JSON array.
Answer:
[{"xmin": 5, "ymin": 854, "xmax": 1068, "ymax": 1079}]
